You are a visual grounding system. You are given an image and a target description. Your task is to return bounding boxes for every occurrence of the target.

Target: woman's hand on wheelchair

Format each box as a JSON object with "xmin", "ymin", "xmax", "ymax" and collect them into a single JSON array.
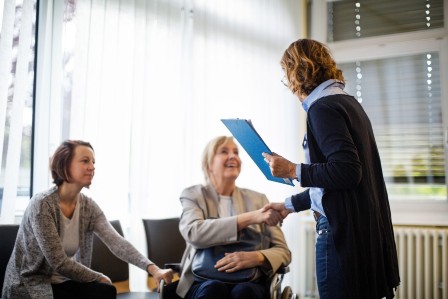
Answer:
[{"xmin": 148, "ymin": 264, "xmax": 174, "ymax": 292}]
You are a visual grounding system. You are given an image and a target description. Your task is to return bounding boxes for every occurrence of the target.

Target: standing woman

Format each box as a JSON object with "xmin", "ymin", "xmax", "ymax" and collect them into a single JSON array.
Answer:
[
  {"xmin": 176, "ymin": 136, "xmax": 291, "ymax": 299},
  {"xmin": 2, "ymin": 140, "xmax": 173, "ymax": 299},
  {"xmin": 262, "ymin": 39, "xmax": 400, "ymax": 299}
]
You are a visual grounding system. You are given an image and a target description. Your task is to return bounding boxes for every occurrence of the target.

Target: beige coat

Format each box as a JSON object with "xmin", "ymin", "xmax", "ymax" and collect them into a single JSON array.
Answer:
[{"xmin": 176, "ymin": 184, "xmax": 291, "ymax": 298}]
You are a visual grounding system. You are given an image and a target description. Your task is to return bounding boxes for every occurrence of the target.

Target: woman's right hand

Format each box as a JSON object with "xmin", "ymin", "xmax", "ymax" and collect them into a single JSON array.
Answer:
[
  {"xmin": 147, "ymin": 264, "xmax": 174, "ymax": 292},
  {"xmin": 259, "ymin": 207, "xmax": 285, "ymax": 226},
  {"xmin": 262, "ymin": 202, "xmax": 292, "ymax": 221},
  {"xmin": 98, "ymin": 275, "xmax": 113, "ymax": 285},
  {"xmin": 262, "ymin": 152, "xmax": 298, "ymax": 179},
  {"xmin": 237, "ymin": 208, "xmax": 284, "ymax": 230}
]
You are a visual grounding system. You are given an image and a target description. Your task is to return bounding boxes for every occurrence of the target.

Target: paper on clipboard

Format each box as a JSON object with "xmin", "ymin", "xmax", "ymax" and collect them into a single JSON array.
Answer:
[{"xmin": 221, "ymin": 118, "xmax": 294, "ymax": 186}]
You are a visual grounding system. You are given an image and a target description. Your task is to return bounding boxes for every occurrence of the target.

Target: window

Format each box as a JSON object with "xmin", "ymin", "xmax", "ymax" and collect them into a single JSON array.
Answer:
[
  {"xmin": 310, "ymin": 0, "xmax": 448, "ymax": 224},
  {"xmin": 340, "ymin": 53, "xmax": 444, "ymax": 201},
  {"xmin": 327, "ymin": 0, "xmax": 444, "ymax": 42},
  {"xmin": 0, "ymin": 0, "xmax": 37, "ymax": 223}
]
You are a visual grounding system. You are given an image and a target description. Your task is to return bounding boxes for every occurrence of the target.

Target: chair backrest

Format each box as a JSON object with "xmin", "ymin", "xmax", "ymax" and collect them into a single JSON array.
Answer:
[
  {"xmin": 142, "ymin": 218, "xmax": 186, "ymax": 268},
  {"xmin": 0, "ymin": 224, "xmax": 20, "ymax": 296},
  {"xmin": 91, "ymin": 220, "xmax": 129, "ymax": 284}
]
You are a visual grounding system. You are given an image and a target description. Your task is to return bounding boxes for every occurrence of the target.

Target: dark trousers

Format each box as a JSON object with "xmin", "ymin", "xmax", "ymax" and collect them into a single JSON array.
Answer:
[
  {"xmin": 315, "ymin": 215, "xmax": 348, "ymax": 299},
  {"xmin": 51, "ymin": 280, "xmax": 117, "ymax": 299},
  {"xmin": 185, "ymin": 279, "xmax": 269, "ymax": 299}
]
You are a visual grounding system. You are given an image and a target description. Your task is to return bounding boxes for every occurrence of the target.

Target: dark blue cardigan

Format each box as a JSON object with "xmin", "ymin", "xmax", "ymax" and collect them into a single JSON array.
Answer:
[{"xmin": 291, "ymin": 94, "xmax": 400, "ymax": 299}]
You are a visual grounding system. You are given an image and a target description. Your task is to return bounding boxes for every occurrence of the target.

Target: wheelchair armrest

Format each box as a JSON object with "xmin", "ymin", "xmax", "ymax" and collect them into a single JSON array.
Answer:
[
  {"xmin": 276, "ymin": 266, "xmax": 290, "ymax": 275},
  {"xmin": 270, "ymin": 266, "xmax": 290, "ymax": 299},
  {"xmin": 164, "ymin": 262, "xmax": 181, "ymax": 272}
]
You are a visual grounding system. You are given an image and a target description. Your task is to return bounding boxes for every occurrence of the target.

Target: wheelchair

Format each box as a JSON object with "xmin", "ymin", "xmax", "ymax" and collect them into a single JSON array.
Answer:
[{"xmin": 142, "ymin": 218, "xmax": 298, "ymax": 299}]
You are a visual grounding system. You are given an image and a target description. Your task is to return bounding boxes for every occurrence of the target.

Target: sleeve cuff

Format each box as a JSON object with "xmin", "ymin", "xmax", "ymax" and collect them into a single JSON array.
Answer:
[
  {"xmin": 296, "ymin": 164, "xmax": 301, "ymax": 182},
  {"xmin": 284, "ymin": 197, "xmax": 296, "ymax": 212}
]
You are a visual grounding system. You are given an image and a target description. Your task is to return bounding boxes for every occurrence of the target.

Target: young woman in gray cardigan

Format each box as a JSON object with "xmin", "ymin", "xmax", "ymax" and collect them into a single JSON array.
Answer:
[{"xmin": 2, "ymin": 140, "xmax": 173, "ymax": 299}]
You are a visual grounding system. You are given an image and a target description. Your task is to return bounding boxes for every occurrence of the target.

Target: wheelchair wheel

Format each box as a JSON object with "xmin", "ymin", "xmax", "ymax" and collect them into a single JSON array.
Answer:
[{"xmin": 281, "ymin": 286, "xmax": 292, "ymax": 299}]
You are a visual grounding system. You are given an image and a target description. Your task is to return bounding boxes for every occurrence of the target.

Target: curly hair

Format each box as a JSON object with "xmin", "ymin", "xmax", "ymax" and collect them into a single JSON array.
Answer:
[
  {"xmin": 280, "ymin": 39, "xmax": 344, "ymax": 96},
  {"xmin": 50, "ymin": 140, "xmax": 94, "ymax": 186}
]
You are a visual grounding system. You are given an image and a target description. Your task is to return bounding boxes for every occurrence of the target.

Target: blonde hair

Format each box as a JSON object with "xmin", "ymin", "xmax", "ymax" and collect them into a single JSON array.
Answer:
[{"xmin": 201, "ymin": 136, "xmax": 235, "ymax": 184}]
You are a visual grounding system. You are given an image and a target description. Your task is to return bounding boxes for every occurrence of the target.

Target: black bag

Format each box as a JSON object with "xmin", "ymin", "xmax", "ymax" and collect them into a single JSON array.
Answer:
[{"xmin": 191, "ymin": 227, "xmax": 265, "ymax": 283}]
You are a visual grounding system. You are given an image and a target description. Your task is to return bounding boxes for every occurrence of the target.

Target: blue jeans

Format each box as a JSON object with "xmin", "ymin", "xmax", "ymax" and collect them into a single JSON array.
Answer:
[
  {"xmin": 185, "ymin": 279, "xmax": 269, "ymax": 299},
  {"xmin": 315, "ymin": 215, "xmax": 348, "ymax": 299}
]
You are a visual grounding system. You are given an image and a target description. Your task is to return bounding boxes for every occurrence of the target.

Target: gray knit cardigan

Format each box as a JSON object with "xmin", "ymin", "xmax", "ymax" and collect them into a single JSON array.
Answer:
[{"xmin": 2, "ymin": 186, "xmax": 152, "ymax": 299}]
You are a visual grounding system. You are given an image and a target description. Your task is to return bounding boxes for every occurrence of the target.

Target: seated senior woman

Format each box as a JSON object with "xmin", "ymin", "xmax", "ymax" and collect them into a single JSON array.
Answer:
[
  {"xmin": 175, "ymin": 136, "xmax": 291, "ymax": 299},
  {"xmin": 2, "ymin": 140, "xmax": 173, "ymax": 299}
]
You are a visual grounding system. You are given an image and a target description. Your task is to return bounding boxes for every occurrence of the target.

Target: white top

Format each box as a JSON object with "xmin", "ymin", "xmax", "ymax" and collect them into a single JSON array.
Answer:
[
  {"xmin": 51, "ymin": 203, "xmax": 81, "ymax": 284},
  {"xmin": 218, "ymin": 195, "xmax": 233, "ymax": 217}
]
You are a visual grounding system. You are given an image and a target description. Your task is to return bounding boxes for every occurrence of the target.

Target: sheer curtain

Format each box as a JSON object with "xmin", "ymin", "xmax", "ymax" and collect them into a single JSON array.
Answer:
[
  {"xmin": 0, "ymin": 0, "xmax": 36, "ymax": 224},
  {"xmin": 37, "ymin": 0, "xmax": 305, "ymax": 291}
]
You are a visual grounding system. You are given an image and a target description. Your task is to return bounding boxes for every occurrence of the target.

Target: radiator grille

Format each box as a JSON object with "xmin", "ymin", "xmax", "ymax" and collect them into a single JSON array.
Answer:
[
  {"xmin": 394, "ymin": 226, "xmax": 448, "ymax": 299},
  {"xmin": 298, "ymin": 225, "xmax": 448, "ymax": 299}
]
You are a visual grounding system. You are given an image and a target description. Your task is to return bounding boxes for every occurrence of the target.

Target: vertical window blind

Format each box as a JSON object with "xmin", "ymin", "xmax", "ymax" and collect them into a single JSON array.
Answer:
[
  {"xmin": 0, "ymin": 0, "xmax": 36, "ymax": 223},
  {"xmin": 54, "ymin": 0, "xmax": 302, "ymax": 290}
]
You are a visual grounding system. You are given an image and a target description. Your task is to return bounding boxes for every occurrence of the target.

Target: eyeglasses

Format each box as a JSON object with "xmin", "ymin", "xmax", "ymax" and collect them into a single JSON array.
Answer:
[
  {"xmin": 281, "ymin": 76, "xmax": 289, "ymax": 87},
  {"xmin": 282, "ymin": 76, "xmax": 300, "ymax": 95}
]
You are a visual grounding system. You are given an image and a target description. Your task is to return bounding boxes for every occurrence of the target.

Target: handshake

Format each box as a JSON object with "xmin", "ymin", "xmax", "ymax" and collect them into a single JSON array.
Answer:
[{"xmin": 258, "ymin": 202, "xmax": 293, "ymax": 226}]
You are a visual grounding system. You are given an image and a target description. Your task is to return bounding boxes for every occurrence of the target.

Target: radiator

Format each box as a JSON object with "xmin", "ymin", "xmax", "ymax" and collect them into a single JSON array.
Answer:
[
  {"xmin": 297, "ymin": 224, "xmax": 448, "ymax": 299},
  {"xmin": 394, "ymin": 226, "xmax": 448, "ymax": 299}
]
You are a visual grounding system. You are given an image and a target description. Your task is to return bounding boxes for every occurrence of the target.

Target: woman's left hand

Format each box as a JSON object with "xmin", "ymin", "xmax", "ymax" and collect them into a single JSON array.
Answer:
[{"xmin": 215, "ymin": 251, "xmax": 264, "ymax": 272}]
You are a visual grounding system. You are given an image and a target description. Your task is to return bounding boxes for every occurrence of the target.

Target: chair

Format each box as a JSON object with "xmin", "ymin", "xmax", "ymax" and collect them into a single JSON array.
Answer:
[
  {"xmin": 142, "ymin": 218, "xmax": 186, "ymax": 291},
  {"xmin": 142, "ymin": 218, "xmax": 298, "ymax": 299},
  {"xmin": 91, "ymin": 220, "xmax": 158, "ymax": 299},
  {"xmin": 0, "ymin": 224, "xmax": 20, "ymax": 298}
]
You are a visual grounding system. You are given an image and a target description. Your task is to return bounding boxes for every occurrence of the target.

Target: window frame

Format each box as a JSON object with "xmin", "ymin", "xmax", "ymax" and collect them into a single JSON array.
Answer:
[
  {"xmin": 33, "ymin": 0, "xmax": 65, "ymax": 197},
  {"xmin": 309, "ymin": 0, "xmax": 448, "ymax": 226}
]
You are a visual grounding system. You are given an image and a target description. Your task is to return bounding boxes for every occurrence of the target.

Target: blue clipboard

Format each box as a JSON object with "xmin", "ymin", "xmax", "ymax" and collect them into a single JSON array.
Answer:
[{"xmin": 221, "ymin": 119, "xmax": 294, "ymax": 186}]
